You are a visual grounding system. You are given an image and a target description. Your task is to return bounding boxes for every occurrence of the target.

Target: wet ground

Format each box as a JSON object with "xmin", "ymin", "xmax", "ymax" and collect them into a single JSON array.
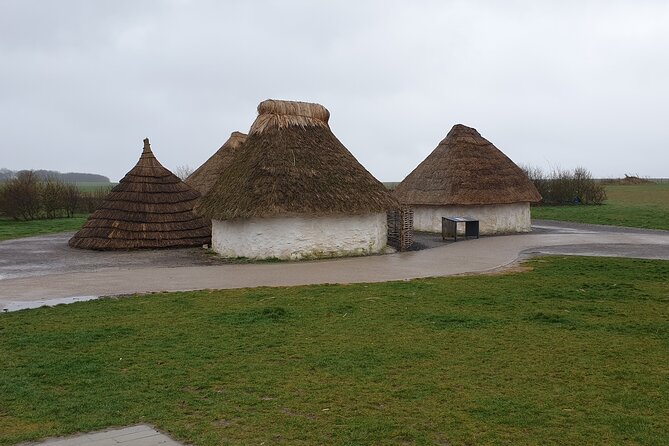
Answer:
[
  {"xmin": 0, "ymin": 231, "xmax": 453, "ymax": 280},
  {"xmin": 0, "ymin": 233, "xmax": 219, "ymax": 280},
  {"xmin": 1, "ymin": 220, "xmax": 667, "ymax": 312},
  {"xmin": 1, "ymin": 221, "xmax": 667, "ymax": 281},
  {"xmin": 525, "ymin": 220, "xmax": 669, "ymax": 259}
]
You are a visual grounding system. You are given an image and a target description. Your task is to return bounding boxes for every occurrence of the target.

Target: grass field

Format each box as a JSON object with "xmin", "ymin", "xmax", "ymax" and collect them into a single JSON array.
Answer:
[
  {"xmin": 0, "ymin": 216, "xmax": 88, "ymax": 241},
  {"xmin": 532, "ymin": 184, "xmax": 669, "ymax": 230},
  {"xmin": 74, "ymin": 182, "xmax": 115, "ymax": 193},
  {"xmin": 1, "ymin": 256, "xmax": 667, "ymax": 445}
]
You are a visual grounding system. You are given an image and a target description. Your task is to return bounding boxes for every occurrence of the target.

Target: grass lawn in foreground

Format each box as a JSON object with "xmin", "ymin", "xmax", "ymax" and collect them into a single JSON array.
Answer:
[
  {"xmin": 0, "ymin": 215, "xmax": 88, "ymax": 242},
  {"xmin": 531, "ymin": 184, "xmax": 669, "ymax": 230},
  {"xmin": 1, "ymin": 256, "xmax": 668, "ymax": 445}
]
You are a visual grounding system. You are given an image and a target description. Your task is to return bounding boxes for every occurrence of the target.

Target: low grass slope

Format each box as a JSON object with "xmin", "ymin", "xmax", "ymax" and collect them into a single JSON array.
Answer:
[
  {"xmin": 1, "ymin": 256, "xmax": 668, "ymax": 445},
  {"xmin": 532, "ymin": 184, "xmax": 669, "ymax": 230},
  {"xmin": 0, "ymin": 216, "xmax": 89, "ymax": 241}
]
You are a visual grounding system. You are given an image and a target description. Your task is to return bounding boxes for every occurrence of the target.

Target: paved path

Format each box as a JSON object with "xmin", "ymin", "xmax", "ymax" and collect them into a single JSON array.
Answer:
[
  {"xmin": 2, "ymin": 220, "xmax": 668, "ymax": 312},
  {"xmin": 20, "ymin": 425, "xmax": 182, "ymax": 446}
]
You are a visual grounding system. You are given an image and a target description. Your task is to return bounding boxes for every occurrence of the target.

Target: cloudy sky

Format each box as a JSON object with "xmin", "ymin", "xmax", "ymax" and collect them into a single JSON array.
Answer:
[{"xmin": 1, "ymin": 0, "xmax": 668, "ymax": 182}]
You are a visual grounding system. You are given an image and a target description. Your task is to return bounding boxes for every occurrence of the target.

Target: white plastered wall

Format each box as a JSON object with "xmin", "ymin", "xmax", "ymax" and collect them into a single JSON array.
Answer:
[
  {"xmin": 412, "ymin": 203, "xmax": 531, "ymax": 234},
  {"xmin": 212, "ymin": 213, "xmax": 387, "ymax": 260}
]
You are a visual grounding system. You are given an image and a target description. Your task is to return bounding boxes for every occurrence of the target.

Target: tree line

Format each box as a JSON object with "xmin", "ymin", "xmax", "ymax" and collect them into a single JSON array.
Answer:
[
  {"xmin": 0, "ymin": 168, "xmax": 110, "ymax": 183},
  {"xmin": 0, "ymin": 171, "xmax": 112, "ymax": 220}
]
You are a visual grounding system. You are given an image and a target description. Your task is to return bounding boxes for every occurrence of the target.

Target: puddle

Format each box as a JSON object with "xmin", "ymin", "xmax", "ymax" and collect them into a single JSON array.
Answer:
[
  {"xmin": 532, "ymin": 224, "xmax": 598, "ymax": 234},
  {"xmin": 2, "ymin": 295, "xmax": 101, "ymax": 313}
]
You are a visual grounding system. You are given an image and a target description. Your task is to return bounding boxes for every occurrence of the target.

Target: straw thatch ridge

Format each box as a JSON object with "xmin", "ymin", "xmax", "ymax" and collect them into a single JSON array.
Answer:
[
  {"xmin": 196, "ymin": 100, "xmax": 397, "ymax": 220},
  {"xmin": 249, "ymin": 99, "xmax": 330, "ymax": 135},
  {"xmin": 185, "ymin": 131, "xmax": 247, "ymax": 196},
  {"xmin": 394, "ymin": 124, "xmax": 541, "ymax": 205},
  {"xmin": 69, "ymin": 138, "xmax": 211, "ymax": 250}
]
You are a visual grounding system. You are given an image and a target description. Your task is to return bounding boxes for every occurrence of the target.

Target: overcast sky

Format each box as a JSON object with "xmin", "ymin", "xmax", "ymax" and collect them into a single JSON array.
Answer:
[{"xmin": 1, "ymin": 0, "xmax": 667, "ymax": 182}]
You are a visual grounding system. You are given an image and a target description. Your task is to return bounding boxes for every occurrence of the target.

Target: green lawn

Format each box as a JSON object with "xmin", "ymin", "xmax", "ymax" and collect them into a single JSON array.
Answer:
[
  {"xmin": 1, "ymin": 256, "xmax": 668, "ymax": 445},
  {"xmin": 0, "ymin": 216, "xmax": 88, "ymax": 241},
  {"xmin": 532, "ymin": 184, "xmax": 669, "ymax": 230}
]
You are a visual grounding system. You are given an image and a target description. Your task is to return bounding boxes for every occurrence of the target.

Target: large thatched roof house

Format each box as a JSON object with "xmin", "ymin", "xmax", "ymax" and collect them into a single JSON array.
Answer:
[
  {"xmin": 185, "ymin": 131, "xmax": 247, "ymax": 197},
  {"xmin": 69, "ymin": 138, "xmax": 211, "ymax": 250},
  {"xmin": 196, "ymin": 99, "xmax": 397, "ymax": 260},
  {"xmin": 394, "ymin": 124, "xmax": 541, "ymax": 234}
]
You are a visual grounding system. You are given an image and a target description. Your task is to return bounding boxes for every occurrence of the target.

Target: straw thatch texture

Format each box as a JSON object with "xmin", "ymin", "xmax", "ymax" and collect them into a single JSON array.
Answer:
[
  {"xmin": 196, "ymin": 99, "xmax": 397, "ymax": 220},
  {"xmin": 69, "ymin": 139, "xmax": 211, "ymax": 250},
  {"xmin": 249, "ymin": 99, "xmax": 330, "ymax": 135},
  {"xmin": 185, "ymin": 131, "xmax": 247, "ymax": 196},
  {"xmin": 394, "ymin": 124, "xmax": 541, "ymax": 205}
]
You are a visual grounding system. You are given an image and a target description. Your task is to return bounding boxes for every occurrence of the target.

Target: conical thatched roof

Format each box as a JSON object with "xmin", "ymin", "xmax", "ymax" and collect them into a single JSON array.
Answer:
[
  {"xmin": 185, "ymin": 131, "xmax": 247, "ymax": 196},
  {"xmin": 196, "ymin": 99, "xmax": 397, "ymax": 220},
  {"xmin": 69, "ymin": 138, "xmax": 211, "ymax": 250},
  {"xmin": 394, "ymin": 124, "xmax": 541, "ymax": 205}
]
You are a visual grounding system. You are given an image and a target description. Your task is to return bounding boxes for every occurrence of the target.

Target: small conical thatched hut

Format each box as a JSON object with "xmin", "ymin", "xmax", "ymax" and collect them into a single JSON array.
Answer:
[
  {"xmin": 69, "ymin": 138, "xmax": 211, "ymax": 250},
  {"xmin": 196, "ymin": 99, "xmax": 397, "ymax": 260},
  {"xmin": 394, "ymin": 124, "xmax": 541, "ymax": 234},
  {"xmin": 185, "ymin": 131, "xmax": 247, "ymax": 197}
]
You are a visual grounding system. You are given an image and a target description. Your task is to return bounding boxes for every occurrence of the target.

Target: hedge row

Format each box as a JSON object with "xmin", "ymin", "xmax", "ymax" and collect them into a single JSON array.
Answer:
[{"xmin": 0, "ymin": 171, "xmax": 111, "ymax": 220}]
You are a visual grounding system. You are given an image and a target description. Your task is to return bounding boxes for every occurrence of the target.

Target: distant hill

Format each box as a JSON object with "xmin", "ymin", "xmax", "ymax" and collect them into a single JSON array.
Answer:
[{"xmin": 0, "ymin": 168, "xmax": 110, "ymax": 183}]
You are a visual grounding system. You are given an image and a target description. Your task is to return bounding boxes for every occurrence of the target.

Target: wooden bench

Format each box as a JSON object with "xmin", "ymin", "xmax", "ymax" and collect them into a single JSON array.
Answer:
[{"xmin": 442, "ymin": 216, "xmax": 480, "ymax": 241}]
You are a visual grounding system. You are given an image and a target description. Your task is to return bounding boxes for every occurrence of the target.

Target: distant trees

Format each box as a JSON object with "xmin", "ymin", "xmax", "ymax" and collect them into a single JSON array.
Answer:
[
  {"xmin": 0, "ymin": 168, "xmax": 14, "ymax": 181},
  {"xmin": 0, "ymin": 170, "xmax": 112, "ymax": 220},
  {"xmin": 63, "ymin": 183, "xmax": 81, "ymax": 217},
  {"xmin": 175, "ymin": 165, "xmax": 194, "ymax": 181},
  {"xmin": 58, "ymin": 172, "xmax": 110, "ymax": 183},
  {"xmin": 0, "ymin": 171, "xmax": 42, "ymax": 220},
  {"xmin": 521, "ymin": 165, "xmax": 607, "ymax": 205},
  {"xmin": 0, "ymin": 168, "xmax": 110, "ymax": 183},
  {"xmin": 80, "ymin": 187, "xmax": 111, "ymax": 214}
]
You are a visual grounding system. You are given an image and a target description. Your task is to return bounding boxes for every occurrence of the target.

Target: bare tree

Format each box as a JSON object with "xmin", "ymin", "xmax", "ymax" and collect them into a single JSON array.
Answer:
[
  {"xmin": 63, "ymin": 183, "xmax": 81, "ymax": 217},
  {"xmin": 175, "ymin": 165, "xmax": 194, "ymax": 181},
  {"xmin": 81, "ymin": 186, "xmax": 112, "ymax": 213},
  {"xmin": 1, "ymin": 170, "xmax": 41, "ymax": 220},
  {"xmin": 41, "ymin": 176, "xmax": 67, "ymax": 219},
  {"xmin": 521, "ymin": 164, "xmax": 606, "ymax": 205}
]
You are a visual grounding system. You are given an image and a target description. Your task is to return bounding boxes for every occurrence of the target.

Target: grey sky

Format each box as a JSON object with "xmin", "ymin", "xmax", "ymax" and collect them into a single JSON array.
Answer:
[{"xmin": 1, "ymin": 0, "xmax": 667, "ymax": 181}]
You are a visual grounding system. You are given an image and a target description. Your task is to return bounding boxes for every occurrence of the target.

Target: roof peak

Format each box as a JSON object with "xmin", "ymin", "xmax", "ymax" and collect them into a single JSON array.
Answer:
[
  {"xmin": 446, "ymin": 124, "xmax": 481, "ymax": 138},
  {"xmin": 141, "ymin": 137, "xmax": 154, "ymax": 157},
  {"xmin": 249, "ymin": 99, "xmax": 330, "ymax": 135}
]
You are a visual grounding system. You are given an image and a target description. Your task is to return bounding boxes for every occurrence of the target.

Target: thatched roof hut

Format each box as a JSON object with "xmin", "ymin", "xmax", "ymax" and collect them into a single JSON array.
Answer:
[
  {"xmin": 69, "ymin": 138, "xmax": 211, "ymax": 250},
  {"xmin": 185, "ymin": 131, "xmax": 247, "ymax": 196},
  {"xmin": 196, "ymin": 99, "xmax": 397, "ymax": 259},
  {"xmin": 394, "ymin": 124, "xmax": 540, "ymax": 234},
  {"xmin": 196, "ymin": 99, "xmax": 397, "ymax": 220},
  {"xmin": 394, "ymin": 124, "xmax": 541, "ymax": 205}
]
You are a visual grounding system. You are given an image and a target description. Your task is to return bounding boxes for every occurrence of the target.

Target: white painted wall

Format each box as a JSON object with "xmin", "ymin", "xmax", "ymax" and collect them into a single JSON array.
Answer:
[
  {"xmin": 212, "ymin": 213, "xmax": 387, "ymax": 260},
  {"xmin": 412, "ymin": 203, "xmax": 532, "ymax": 234}
]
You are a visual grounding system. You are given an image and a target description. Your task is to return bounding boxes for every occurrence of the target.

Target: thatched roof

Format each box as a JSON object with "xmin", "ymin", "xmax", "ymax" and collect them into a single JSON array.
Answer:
[
  {"xmin": 394, "ymin": 124, "xmax": 541, "ymax": 206},
  {"xmin": 185, "ymin": 131, "xmax": 247, "ymax": 196},
  {"xmin": 69, "ymin": 138, "xmax": 211, "ymax": 250},
  {"xmin": 196, "ymin": 99, "xmax": 397, "ymax": 220}
]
